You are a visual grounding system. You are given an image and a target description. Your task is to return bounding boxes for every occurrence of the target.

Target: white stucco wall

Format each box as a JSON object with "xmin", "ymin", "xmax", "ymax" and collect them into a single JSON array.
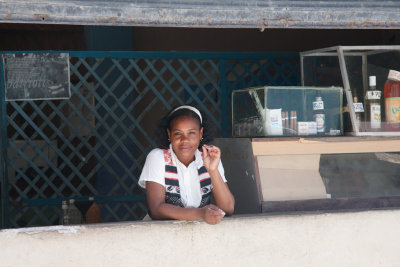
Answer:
[{"xmin": 1, "ymin": 209, "xmax": 400, "ymax": 267}]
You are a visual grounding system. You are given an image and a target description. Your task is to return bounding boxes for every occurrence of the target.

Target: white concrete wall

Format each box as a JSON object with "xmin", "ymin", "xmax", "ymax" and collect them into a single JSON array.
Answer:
[{"xmin": 1, "ymin": 210, "xmax": 400, "ymax": 267}]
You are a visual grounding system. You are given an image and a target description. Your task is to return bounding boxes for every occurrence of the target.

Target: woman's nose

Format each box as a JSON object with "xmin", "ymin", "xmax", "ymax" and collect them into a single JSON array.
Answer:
[{"xmin": 181, "ymin": 133, "xmax": 189, "ymax": 141}]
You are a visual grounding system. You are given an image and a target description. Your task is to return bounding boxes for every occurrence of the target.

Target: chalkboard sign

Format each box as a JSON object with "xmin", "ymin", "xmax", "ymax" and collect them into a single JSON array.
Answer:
[{"xmin": 3, "ymin": 53, "xmax": 71, "ymax": 101}]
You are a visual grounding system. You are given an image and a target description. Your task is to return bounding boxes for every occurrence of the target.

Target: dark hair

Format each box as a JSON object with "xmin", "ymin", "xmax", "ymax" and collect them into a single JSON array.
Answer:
[{"xmin": 155, "ymin": 105, "xmax": 214, "ymax": 149}]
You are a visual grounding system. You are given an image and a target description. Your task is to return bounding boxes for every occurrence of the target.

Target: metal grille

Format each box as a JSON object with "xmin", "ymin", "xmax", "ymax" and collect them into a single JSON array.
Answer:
[{"xmin": 0, "ymin": 51, "xmax": 300, "ymax": 228}]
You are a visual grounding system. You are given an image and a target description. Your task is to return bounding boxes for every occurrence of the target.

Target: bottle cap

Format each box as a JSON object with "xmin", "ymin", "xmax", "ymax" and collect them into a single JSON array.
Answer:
[
  {"xmin": 388, "ymin": 70, "xmax": 400, "ymax": 82},
  {"xmin": 369, "ymin": 76, "xmax": 376, "ymax": 86},
  {"xmin": 316, "ymin": 96, "xmax": 322, "ymax": 101}
]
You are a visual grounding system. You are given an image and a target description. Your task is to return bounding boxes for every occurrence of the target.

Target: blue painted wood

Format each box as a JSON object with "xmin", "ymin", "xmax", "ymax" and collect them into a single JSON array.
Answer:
[
  {"xmin": 7, "ymin": 104, "xmax": 84, "ymax": 195},
  {"xmin": 138, "ymin": 58, "xmax": 184, "ymax": 117},
  {"xmin": 219, "ymin": 59, "xmax": 228, "ymax": 137},
  {"xmin": 163, "ymin": 59, "xmax": 221, "ymax": 127},
  {"xmin": 72, "ymin": 59, "xmax": 152, "ymax": 149},
  {"xmin": 69, "ymin": 51, "xmax": 296, "ymax": 60},
  {"xmin": 178, "ymin": 59, "xmax": 220, "ymax": 112},
  {"xmin": 22, "ymin": 195, "xmax": 146, "ymax": 207},
  {"xmin": 69, "ymin": 66, "xmax": 145, "ymax": 179},
  {"xmin": 0, "ymin": 55, "xmax": 10, "ymax": 228}
]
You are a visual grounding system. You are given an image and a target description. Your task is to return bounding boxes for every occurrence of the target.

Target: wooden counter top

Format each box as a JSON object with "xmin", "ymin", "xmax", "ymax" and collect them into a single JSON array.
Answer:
[{"xmin": 252, "ymin": 136, "xmax": 400, "ymax": 155}]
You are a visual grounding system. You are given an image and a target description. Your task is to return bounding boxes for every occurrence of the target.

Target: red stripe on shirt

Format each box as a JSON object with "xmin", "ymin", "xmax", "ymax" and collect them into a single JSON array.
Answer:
[{"xmin": 200, "ymin": 177, "xmax": 211, "ymax": 182}]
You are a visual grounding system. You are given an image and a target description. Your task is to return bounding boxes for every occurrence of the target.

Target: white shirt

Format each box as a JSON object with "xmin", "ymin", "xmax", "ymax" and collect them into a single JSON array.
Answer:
[{"xmin": 138, "ymin": 146, "xmax": 227, "ymax": 208}]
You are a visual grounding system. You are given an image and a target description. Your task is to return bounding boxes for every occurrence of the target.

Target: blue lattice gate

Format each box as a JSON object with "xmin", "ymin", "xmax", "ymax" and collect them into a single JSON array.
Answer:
[{"xmin": 0, "ymin": 51, "xmax": 300, "ymax": 228}]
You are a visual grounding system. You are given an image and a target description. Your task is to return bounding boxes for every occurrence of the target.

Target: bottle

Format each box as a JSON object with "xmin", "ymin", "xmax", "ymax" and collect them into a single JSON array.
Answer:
[
  {"xmin": 365, "ymin": 76, "xmax": 382, "ymax": 131},
  {"xmin": 85, "ymin": 197, "xmax": 101, "ymax": 224},
  {"xmin": 353, "ymin": 96, "xmax": 362, "ymax": 131},
  {"xmin": 281, "ymin": 111, "xmax": 288, "ymax": 135},
  {"xmin": 384, "ymin": 69, "xmax": 400, "ymax": 131},
  {"xmin": 61, "ymin": 200, "xmax": 69, "ymax": 225},
  {"xmin": 68, "ymin": 199, "xmax": 82, "ymax": 225},
  {"xmin": 313, "ymin": 96, "xmax": 325, "ymax": 135},
  {"xmin": 290, "ymin": 110, "xmax": 297, "ymax": 135}
]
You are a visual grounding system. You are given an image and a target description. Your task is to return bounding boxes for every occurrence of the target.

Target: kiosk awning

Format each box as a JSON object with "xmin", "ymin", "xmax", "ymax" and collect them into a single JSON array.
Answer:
[{"xmin": 1, "ymin": 0, "xmax": 400, "ymax": 29}]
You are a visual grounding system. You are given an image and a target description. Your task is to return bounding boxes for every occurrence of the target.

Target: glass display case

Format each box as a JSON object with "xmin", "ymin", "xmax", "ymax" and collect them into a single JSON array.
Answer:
[
  {"xmin": 300, "ymin": 45, "xmax": 400, "ymax": 136},
  {"xmin": 232, "ymin": 86, "xmax": 343, "ymax": 137}
]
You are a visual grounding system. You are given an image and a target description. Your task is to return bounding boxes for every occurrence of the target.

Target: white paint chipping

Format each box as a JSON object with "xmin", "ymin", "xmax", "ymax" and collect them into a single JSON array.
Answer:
[{"xmin": 2, "ymin": 225, "xmax": 83, "ymax": 235}]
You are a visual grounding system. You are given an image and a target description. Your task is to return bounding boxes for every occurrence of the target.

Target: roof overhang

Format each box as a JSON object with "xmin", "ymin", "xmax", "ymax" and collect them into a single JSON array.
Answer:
[{"xmin": 1, "ymin": 0, "xmax": 400, "ymax": 29}]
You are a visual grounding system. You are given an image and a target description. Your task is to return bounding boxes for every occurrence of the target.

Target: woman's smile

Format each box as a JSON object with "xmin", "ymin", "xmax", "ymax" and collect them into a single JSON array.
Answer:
[{"xmin": 179, "ymin": 145, "xmax": 192, "ymax": 150}]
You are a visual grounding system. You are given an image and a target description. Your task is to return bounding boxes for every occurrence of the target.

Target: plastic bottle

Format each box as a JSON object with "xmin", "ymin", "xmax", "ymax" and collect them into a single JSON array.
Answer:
[
  {"xmin": 68, "ymin": 199, "xmax": 82, "ymax": 225},
  {"xmin": 61, "ymin": 200, "xmax": 69, "ymax": 225},
  {"xmin": 313, "ymin": 96, "xmax": 325, "ymax": 135},
  {"xmin": 365, "ymin": 76, "xmax": 381, "ymax": 130},
  {"xmin": 384, "ymin": 69, "xmax": 400, "ymax": 131}
]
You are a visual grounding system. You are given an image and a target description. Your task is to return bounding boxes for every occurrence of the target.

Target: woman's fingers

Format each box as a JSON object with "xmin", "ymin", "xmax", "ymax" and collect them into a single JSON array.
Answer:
[
  {"xmin": 202, "ymin": 204, "xmax": 225, "ymax": 224},
  {"xmin": 207, "ymin": 206, "xmax": 225, "ymax": 216},
  {"xmin": 202, "ymin": 145, "xmax": 209, "ymax": 157},
  {"xmin": 202, "ymin": 145, "xmax": 220, "ymax": 158}
]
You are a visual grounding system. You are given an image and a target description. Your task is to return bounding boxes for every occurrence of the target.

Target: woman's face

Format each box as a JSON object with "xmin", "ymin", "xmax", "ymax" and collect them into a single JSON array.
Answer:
[{"xmin": 167, "ymin": 115, "xmax": 203, "ymax": 166}]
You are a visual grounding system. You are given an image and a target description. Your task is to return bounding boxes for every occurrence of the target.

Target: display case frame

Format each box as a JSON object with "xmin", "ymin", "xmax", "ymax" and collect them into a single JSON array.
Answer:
[
  {"xmin": 232, "ymin": 85, "xmax": 343, "ymax": 138},
  {"xmin": 300, "ymin": 45, "xmax": 400, "ymax": 136}
]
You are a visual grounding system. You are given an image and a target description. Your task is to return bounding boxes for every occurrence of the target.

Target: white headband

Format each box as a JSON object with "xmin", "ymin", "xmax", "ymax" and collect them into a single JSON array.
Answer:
[{"xmin": 169, "ymin": 105, "xmax": 202, "ymax": 124}]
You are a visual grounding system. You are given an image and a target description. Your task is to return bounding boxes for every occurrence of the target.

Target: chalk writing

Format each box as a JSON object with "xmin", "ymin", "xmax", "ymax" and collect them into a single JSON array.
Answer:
[{"xmin": 4, "ymin": 53, "xmax": 71, "ymax": 101}]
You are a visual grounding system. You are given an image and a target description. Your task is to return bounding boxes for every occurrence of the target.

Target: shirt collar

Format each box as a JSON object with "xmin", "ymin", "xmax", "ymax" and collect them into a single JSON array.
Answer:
[{"xmin": 169, "ymin": 144, "xmax": 202, "ymax": 168}]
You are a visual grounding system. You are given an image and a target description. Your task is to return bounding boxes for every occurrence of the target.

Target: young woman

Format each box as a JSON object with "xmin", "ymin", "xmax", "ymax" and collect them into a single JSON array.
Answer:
[{"xmin": 138, "ymin": 105, "xmax": 235, "ymax": 225}]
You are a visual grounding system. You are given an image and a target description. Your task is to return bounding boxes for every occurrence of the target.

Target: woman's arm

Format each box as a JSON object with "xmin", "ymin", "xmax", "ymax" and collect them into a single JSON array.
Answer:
[
  {"xmin": 146, "ymin": 181, "xmax": 225, "ymax": 225},
  {"xmin": 202, "ymin": 145, "xmax": 235, "ymax": 215},
  {"xmin": 209, "ymin": 169, "xmax": 235, "ymax": 216}
]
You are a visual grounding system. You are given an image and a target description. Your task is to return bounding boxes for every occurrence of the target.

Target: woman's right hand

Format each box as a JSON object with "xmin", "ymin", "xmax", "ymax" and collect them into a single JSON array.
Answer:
[{"xmin": 202, "ymin": 204, "xmax": 225, "ymax": 225}]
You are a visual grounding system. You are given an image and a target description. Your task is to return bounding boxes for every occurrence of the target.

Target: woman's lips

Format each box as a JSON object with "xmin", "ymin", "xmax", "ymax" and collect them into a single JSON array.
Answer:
[{"xmin": 179, "ymin": 146, "xmax": 192, "ymax": 151}]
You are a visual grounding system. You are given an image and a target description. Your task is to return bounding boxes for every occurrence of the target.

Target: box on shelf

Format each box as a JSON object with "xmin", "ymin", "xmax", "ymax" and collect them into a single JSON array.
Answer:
[
  {"xmin": 300, "ymin": 45, "xmax": 400, "ymax": 136},
  {"xmin": 232, "ymin": 86, "xmax": 343, "ymax": 137}
]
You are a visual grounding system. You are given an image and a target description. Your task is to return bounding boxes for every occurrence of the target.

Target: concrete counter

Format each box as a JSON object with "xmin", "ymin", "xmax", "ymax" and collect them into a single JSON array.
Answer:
[{"xmin": 1, "ymin": 209, "xmax": 400, "ymax": 266}]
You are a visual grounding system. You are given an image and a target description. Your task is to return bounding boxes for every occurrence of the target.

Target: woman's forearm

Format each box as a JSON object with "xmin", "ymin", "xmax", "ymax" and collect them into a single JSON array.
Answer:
[
  {"xmin": 208, "ymin": 169, "xmax": 235, "ymax": 215},
  {"xmin": 150, "ymin": 202, "xmax": 225, "ymax": 225},
  {"xmin": 150, "ymin": 202, "xmax": 204, "ymax": 221}
]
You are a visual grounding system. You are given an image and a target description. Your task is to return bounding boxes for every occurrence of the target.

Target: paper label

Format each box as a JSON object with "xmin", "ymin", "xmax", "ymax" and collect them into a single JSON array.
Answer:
[
  {"xmin": 353, "ymin": 102, "xmax": 364, "ymax": 113},
  {"xmin": 297, "ymin": 122, "xmax": 308, "ymax": 135},
  {"xmin": 307, "ymin": 121, "xmax": 317, "ymax": 135},
  {"xmin": 297, "ymin": 121, "xmax": 317, "ymax": 135},
  {"xmin": 366, "ymin": 91, "xmax": 381, "ymax": 100},
  {"xmin": 329, "ymin": 129, "xmax": 341, "ymax": 135},
  {"xmin": 313, "ymin": 101, "xmax": 324, "ymax": 110},
  {"xmin": 388, "ymin": 70, "xmax": 400, "ymax": 82},
  {"xmin": 370, "ymin": 103, "xmax": 381, "ymax": 128},
  {"xmin": 385, "ymin": 97, "xmax": 400, "ymax": 124},
  {"xmin": 314, "ymin": 114, "xmax": 325, "ymax": 133}
]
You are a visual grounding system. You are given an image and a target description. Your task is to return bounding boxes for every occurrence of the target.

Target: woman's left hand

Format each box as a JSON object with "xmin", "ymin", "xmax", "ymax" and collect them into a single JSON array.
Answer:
[{"xmin": 202, "ymin": 144, "xmax": 221, "ymax": 172}]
